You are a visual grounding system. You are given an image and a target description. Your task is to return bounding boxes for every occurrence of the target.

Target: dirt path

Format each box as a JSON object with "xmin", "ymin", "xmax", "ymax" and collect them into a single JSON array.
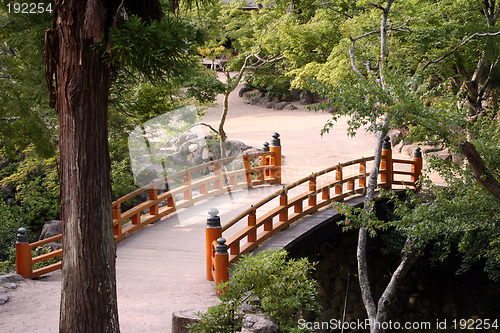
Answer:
[{"xmin": 0, "ymin": 77, "xmax": 381, "ymax": 332}]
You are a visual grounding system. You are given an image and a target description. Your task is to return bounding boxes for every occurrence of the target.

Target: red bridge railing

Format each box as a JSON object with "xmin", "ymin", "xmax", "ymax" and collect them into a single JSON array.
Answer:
[
  {"xmin": 206, "ymin": 137, "xmax": 423, "ymax": 287},
  {"xmin": 15, "ymin": 134, "xmax": 282, "ymax": 279}
]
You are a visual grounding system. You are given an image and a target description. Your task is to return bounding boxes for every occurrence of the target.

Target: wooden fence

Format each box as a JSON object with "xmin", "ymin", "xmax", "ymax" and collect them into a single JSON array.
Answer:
[
  {"xmin": 15, "ymin": 134, "xmax": 282, "ymax": 279},
  {"xmin": 206, "ymin": 138, "xmax": 423, "ymax": 287}
]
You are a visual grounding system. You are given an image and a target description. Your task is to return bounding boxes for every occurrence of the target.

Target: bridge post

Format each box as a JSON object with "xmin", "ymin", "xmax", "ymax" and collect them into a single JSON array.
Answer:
[
  {"xmin": 248, "ymin": 206, "xmax": 257, "ymax": 243},
  {"xmin": 412, "ymin": 147, "xmax": 423, "ymax": 190},
  {"xmin": 270, "ymin": 133, "xmax": 282, "ymax": 184},
  {"xmin": 149, "ymin": 185, "xmax": 159, "ymax": 219},
  {"xmin": 214, "ymin": 237, "xmax": 229, "ymax": 292},
  {"xmin": 261, "ymin": 142, "xmax": 269, "ymax": 181},
  {"xmin": 380, "ymin": 137, "xmax": 393, "ymax": 189},
  {"xmin": 206, "ymin": 209, "xmax": 222, "ymax": 281},
  {"xmin": 308, "ymin": 175, "xmax": 317, "ymax": 207},
  {"xmin": 112, "ymin": 203, "xmax": 122, "ymax": 236},
  {"xmin": 335, "ymin": 167, "xmax": 343, "ymax": 196},
  {"xmin": 359, "ymin": 160, "xmax": 367, "ymax": 190},
  {"xmin": 16, "ymin": 228, "xmax": 32, "ymax": 279},
  {"xmin": 279, "ymin": 188, "xmax": 288, "ymax": 223},
  {"xmin": 243, "ymin": 155, "xmax": 253, "ymax": 188}
]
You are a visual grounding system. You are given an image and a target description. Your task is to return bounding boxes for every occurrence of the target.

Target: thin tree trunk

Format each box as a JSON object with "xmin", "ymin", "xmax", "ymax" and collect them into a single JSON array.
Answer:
[{"xmin": 54, "ymin": 1, "xmax": 119, "ymax": 332}]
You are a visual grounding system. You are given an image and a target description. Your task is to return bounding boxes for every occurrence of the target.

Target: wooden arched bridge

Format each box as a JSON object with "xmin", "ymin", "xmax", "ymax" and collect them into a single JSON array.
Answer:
[{"xmin": 15, "ymin": 134, "xmax": 422, "ymax": 291}]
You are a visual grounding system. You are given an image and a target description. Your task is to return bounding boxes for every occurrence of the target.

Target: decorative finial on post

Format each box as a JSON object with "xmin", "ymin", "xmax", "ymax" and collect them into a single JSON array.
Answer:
[
  {"xmin": 206, "ymin": 208, "xmax": 222, "ymax": 281},
  {"xmin": 207, "ymin": 208, "xmax": 221, "ymax": 228},
  {"xmin": 414, "ymin": 146, "xmax": 422, "ymax": 159},
  {"xmin": 271, "ymin": 132, "xmax": 281, "ymax": 147},
  {"xmin": 17, "ymin": 228, "xmax": 28, "ymax": 243},
  {"xmin": 215, "ymin": 237, "xmax": 227, "ymax": 254},
  {"xmin": 269, "ymin": 133, "xmax": 282, "ymax": 184},
  {"xmin": 262, "ymin": 142, "xmax": 269, "ymax": 152},
  {"xmin": 382, "ymin": 136, "xmax": 391, "ymax": 150}
]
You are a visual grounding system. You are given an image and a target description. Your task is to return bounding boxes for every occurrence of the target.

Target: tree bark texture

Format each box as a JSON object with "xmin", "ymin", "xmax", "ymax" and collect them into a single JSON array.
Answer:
[
  {"xmin": 460, "ymin": 141, "xmax": 500, "ymax": 202},
  {"xmin": 53, "ymin": 1, "xmax": 119, "ymax": 331}
]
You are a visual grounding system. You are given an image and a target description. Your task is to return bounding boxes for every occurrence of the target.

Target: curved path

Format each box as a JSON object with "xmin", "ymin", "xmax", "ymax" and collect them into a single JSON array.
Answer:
[{"xmin": 0, "ymin": 78, "xmax": 382, "ymax": 332}]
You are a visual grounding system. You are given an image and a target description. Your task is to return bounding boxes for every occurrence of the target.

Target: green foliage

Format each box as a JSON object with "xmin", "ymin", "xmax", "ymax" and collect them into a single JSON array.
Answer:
[
  {"xmin": 0, "ymin": 147, "xmax": 60, "ymax": 235},
  {"xmin": 0, "ymin": 1, "xmax": 56, "ymax": 158},
  {"xmin": 188, "ymin": 249, "xmax": 321, "ymax": 332},
  {"xmin": 109, "ymin": 15, "xmax": 207, "ymax": 82},
  {"xmin": 0, "ymin": 247, "xmax": 17, "ymax": 273},
  {"xmin": 0, "ymin": 201, "xmax": 24, "ymax": 261}
]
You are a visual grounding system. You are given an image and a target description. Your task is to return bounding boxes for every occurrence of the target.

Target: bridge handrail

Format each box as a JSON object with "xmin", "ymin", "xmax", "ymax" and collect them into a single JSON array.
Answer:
[
  {"xmin": 207, "ymin": 142, "xmax": 423, "ymax": 277},
  {"xmin": 15, "ymin": 134, "xmax": 283, "ymax": 279}
]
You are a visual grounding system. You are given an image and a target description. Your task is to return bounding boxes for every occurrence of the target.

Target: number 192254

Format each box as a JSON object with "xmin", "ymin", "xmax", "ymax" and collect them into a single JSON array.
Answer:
[{"xmin": 7, "ymin": 2, "xmax": 53, "ymax": 14}]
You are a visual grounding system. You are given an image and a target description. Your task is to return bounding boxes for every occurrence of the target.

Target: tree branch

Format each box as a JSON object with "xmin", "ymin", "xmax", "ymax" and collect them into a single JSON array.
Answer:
[
  {"xmin": 459, "ymin": 141, "xmax": 500, "ymax": 202},
  {"xmin": 422, "ymin": 31, "xmax": 500, "ymax": 71}
]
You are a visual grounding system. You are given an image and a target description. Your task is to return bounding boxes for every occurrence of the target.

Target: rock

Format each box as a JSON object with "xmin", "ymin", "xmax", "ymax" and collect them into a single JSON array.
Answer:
[
  {"xmin": 420, "ymin": 145, "xmax": 441, "ymax": 154},
  {"xmin": 188, "ymin": 144, "xmax": 198, "ymax": 153},
  {"xmin": 387, "ymin": 129, "xmax": 403, "ymax": 147},
  {"xmin": 0, "ymin": 294, "xmax": 8, "ymax": 305},
  {"xmin": 264, "ymin": 102, "xmax": 274, "ymax": 109},
  {"xmin": 289, "ymin": 89, "xmax": 301, "ymax": 101},
  {"xmin": 0, "ymin": 273, "xmax": 23, "ymax": 285},
  {"xmin": 201, "ymin": 148, "xmax": 210, "ymax": 160},
  {"xmin": 239, "ymin": 86, "xmax": 253, "ymax": 97},
  {"xmin": 229, "ymin": 140, "xmax": 252, "ymax": 153},
  {"xmin": 2, "ymin": 283, "xmax": 17, "ymax": 290},
  {"xmin": 299, "ymin": 90, "xmax": 314, "ymax": 105},
  {"xmin": 272, "ymin": 102, "xmax": 290, "ymax": 110},
  {"xmin": 39, "ymin": 220, "xmax": 62, "ymax": 240},
  {"xmin": 242, "ymin": 89, "xmax": 264, "ymax": 101},
  {"xmin": 283, "ymin": 104, "xmax": 297, "ymax": 110},
  {"xmin": 401, "ymin": 144, "xmax": 420, "ymax": 157},
  {"xmin": 393, "ymin": 141, "xmax": 405, "ymax": 153},
  {"xmin": 241, "ymin": 314, "xmax": 279, "ymax": 333},
  {"xmin": 0, "ymin": 287, "xmax": 7, "ymax": 294},
  {"xmin": 427, "ymin": 150, "xmax": 452, "ymax": 161}
]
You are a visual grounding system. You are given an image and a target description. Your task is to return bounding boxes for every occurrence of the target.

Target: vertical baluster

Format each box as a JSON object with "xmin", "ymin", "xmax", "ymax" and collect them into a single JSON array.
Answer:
[
  {"xmin": 279, "ymin": 188, "xmax": 288, "ymax": 223},
  {"xmin": 183, "ymin": 172, "xmax": 192, "ymax": 201},
  {"xmin": 335, "ymin": 167, "xmax": 343, "ymax": 196},
  {"xmin": 308, "ymin": 175, "xmax": 317, "ymax": 207},
  {"xmin": 243, "ymin": 154, "xmax": 252, "ymax": 188},
  {"xmin": 149, "ymin": 185, "xmax": 158, "ymax": 218},
  {"xmin": 248, "ymin": 206, "xmax": 256, "ymax": 243},
  {"xmin": 359, "ymin": 160, "xmax": 367, "ymax": 190}
]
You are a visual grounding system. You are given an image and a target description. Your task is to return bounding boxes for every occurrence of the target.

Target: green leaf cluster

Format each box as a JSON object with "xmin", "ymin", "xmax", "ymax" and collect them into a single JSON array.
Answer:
[{"xmin": 188, "ymin": 249, "xmax": 322, "ymax": 332}]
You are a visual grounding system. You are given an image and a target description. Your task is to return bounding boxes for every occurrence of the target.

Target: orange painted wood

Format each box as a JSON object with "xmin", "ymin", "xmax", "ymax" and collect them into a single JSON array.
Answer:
[
  {"xmin": 31, "ymin": 248, "xmax": 62, "ymax": 265},
  {"xmin": 16, "ymin": 241, "xmax": 31, "ymax": 278}
]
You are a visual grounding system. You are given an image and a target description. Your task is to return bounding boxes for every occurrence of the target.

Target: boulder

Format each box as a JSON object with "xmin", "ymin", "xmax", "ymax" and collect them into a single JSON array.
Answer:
[
  {"xmin": 39, "ymin": 220, "xmax": 62, "ymax": 240},
  {"xmin": 272, "ymin": 102, "xmax": 290, "ymax": 110},
  {"xmin": 299, "ymin": 90, "xmax": 314, "ymax": 105},
  {"xmin": 241, "ymin": 314, "xmax": 279, "ymax": 333},
  {"xmin": 283, "ymin": 104, "xmax": 297, "ymax": 110},
  {"xmin": 239, "ymin": 86, "xmax": 254, "ymax": 97}
]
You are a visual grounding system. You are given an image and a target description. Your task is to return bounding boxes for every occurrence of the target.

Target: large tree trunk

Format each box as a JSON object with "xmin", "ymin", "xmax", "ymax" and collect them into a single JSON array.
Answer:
[{"xmin": 54, "ymin": 1, "xmax": 120, "ymax": 332}]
